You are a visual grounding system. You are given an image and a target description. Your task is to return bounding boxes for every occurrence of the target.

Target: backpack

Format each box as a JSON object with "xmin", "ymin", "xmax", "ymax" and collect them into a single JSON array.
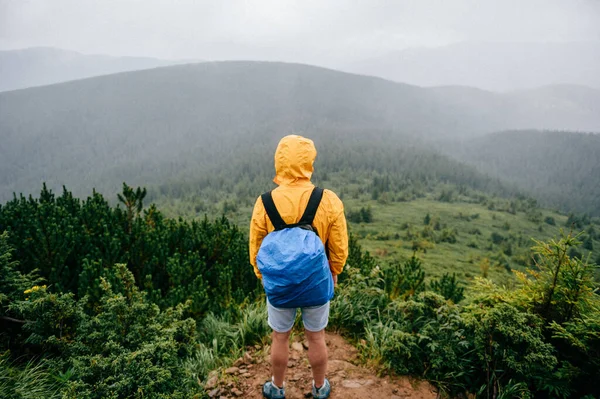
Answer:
[{"xmin": 257, "ymin": 187, "xmax": 334, "ymax": 308}]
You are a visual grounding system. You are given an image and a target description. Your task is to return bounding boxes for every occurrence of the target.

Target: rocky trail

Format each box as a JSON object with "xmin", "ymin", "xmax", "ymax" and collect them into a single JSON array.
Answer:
[{"xmin": 203, "ymin": 332, "xmax": 437, "ymax": 399}]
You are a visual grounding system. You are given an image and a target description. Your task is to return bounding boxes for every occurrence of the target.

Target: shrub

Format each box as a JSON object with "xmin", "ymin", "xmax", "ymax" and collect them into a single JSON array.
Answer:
[
  {"xmin": 365, "ymin": 292, "xmax": 472, "ymax": 396},
  {"xmin": 430, "ymin": 273, "xmax": 465, "ymax": 303},
  {"xmin": 464, "ymin": 300, "xmax": 559, "ymax": 398},
  {"xmin": 331, "ymin": 233, "xmax": 600, "ymax": 397},
  {"xmin": 491, "ymin": 232, "xmax": 505, "ymax": 245},
  {"xmin": 384, "ymin": 255, "xmax": 426, "ymax": 300},
  {"xmin": 0, "ymin": 185, "xmax": 260, "ymax": 319},
  {"xmin": 439, "ymin": 228, "xmax": 458, "ymax": 244},
  {"xmin": 467, "ymin": 240, "xmax": 479, "ymax": 249},
  {"xmin": 473, "ymin": 233, "xmax": 600, "ymax": 397},
  {"xmin": 339, "ymin": 234, "xmax": 378, "ymax": 283},
  {"xmin": 583, "ymin": 236, "xmax": 593, "ymax": 251},
  {"xmin": 12, "ymin": 264, "xmax": 200, "ymax": 399},
  {"xmin": 330, "ymin": 266, "xmax": 388, "ymax": 337},
  {"xmin": 438, "ymin": 189, "xmax": 455, "ymax": 203},
  {"xmin": 346, "ymin": 206, "xmax": 373, "ymax": 223},
  {"xmin": 0, "ymin": 231, "xmax": 45, "ymax": 353},
  {"xmin": 424, "ymin": 213, "xmax": 431, "ymax": 225},
  {"xmin": 566, "ymin": 213, "xmax": 590, "ymax": 229}
]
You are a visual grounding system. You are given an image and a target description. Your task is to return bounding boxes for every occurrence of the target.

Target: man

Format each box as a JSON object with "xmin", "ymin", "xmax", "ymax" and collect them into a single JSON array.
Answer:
[{"xmin": 249, "ymin": 135, "xmax": 348, "ymax": 399}]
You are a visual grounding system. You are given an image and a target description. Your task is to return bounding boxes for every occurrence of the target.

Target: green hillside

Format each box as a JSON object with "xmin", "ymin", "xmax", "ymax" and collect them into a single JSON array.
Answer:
[
  {"xmin": 441, "ymin": 130, "xmax": 600, "ymax": 215},
  {"xmin": 343, "ymin": 196, "xmax": 599, "ymax": 283},
  {"xmin": 2, "ymin": 62, "xmax": 600, "ymax": 204},
  {"xmin": 157, "ymin": 180, "xmax": 599, "ymax": 287}
]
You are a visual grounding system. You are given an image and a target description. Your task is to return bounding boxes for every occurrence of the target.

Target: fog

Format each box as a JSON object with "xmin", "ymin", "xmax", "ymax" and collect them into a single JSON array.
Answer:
[
  {"xmin": 1, "ymin": 0, "xmax": 599, "ymax": 90},
  {"xmin": 2, "ymin": 0, "xmax": 598, "ymax": 61}
]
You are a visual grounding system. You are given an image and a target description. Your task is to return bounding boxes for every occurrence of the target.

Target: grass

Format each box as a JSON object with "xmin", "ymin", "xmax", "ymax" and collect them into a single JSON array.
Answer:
[
  {"xmin": 0, "ymin": 356, "xmax": 61, "ymax": 399},
  {"xmin": 342, "ymin": 195, "xmax": 577, "ymax": 284},
  {"xmin": 155, "ymin": 189, "xmax": 599, "ymax": 287},
  {"xmin": 184, "ymin": 300, "xmax": 271, "ymax": 385}
]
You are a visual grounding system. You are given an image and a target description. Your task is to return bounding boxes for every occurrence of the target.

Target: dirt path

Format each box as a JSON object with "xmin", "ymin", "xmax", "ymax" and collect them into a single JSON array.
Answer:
[{"xmin": 204, "ymin": 332, "xmax": 437, "ymax": 399}]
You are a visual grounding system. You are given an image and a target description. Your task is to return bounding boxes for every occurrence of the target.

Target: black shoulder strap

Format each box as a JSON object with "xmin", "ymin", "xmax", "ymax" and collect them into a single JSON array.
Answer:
[
  {"xmin": 261, "ymin": 187, "xmax": 324, "ymax": 231},
  {"xmin": 298, "ymin": 187, "xmax": 324, "ymax": 225},
  {"xmin": 261, "ymin": 191, "xmax": 287, "ymax": 230}
]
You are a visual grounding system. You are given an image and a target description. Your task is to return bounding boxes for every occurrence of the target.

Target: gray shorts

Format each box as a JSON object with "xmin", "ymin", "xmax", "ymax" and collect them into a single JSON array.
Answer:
[{"xmin": 266, "ymin": 299, "xmax": 330, "ymax": 333}]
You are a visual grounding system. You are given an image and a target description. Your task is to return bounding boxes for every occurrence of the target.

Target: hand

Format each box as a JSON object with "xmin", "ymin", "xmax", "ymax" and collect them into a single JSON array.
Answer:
[{"xmin": 332, "ymin": 274, "xmax": 338, "ymax": 287}]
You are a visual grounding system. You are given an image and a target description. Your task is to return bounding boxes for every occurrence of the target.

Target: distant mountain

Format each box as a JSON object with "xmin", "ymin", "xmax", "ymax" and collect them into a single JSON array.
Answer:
[
  {"xmin": 441, "ymin": 130, "xmax": 600, "ymax": 216},
  {"xmin": 429, "ymin": 84, "xmax": 600, "ymax": 133},
  {"xmin": 1, "ymin": 61, "xmax": 599, "ymax": 203},
  {"xmin": 346, "ymin": 42, "xmax": 600, "ymax": 92},
  {"xmin": 0, "ymin": 47, "xmax": 186, "ymax": 92}
]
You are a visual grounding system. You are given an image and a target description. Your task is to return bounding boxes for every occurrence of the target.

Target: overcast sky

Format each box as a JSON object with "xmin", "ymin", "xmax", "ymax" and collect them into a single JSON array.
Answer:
[{"xmin": 1, "ymin": 0, "xmax": 599, "ymax": 65}]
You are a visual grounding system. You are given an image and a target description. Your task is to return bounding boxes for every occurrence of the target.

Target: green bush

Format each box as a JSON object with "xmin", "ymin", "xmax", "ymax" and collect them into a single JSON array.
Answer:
[
  {"xmin": 11, "ymin": 264, "xmax": 200, "ymax": 399},
  {"xmin": 364, "ymin": 292, "xmax": 472, "ymax": 396},
  {"xmin": 1, "ymin": 231, "xmax": 45, "ymax": 353},
  {"xmin": 439, "ymin": 228, "xmax": 458, "ymax": 244},
  {"xmin": 491, "ymin": 232, "xmax": 505, "ymax": 245},
  {"xmin": 347, "ymin": 206, "xmax": 373, "ymax": 223},
  {"xmin": 384, "ymin": 255, "xmax": 426, "ymax": 300},
  {"xmin": 338, "ymin": 234, "xmax": 378, "ymax": 284},
  {"xmin": 332, "ymin": 232, "xmax": 600, "ymax": 398},
  {"xmin": 329, "ymin": 266, "xmax": 388, "ymax": 337},
  {"xmin": 0, "ymin": 185, "xmax": 260, "ymax": 318},
  {"xmin": 464, "ymin": 296, "xmax": 559, "ymax": 397},
  {"xmin": 544, "ymin": 216, "xmax": 556, "ymax": 225},
  {"xmin": 430, "ymin": 273, "xmax": 465, "ymax": 303}
]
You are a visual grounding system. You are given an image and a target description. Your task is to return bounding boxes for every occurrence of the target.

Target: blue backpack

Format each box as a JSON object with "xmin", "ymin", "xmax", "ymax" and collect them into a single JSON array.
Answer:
[{"xmin": 257, "ymin": 187, "xmax": 334, "ymax": 308}]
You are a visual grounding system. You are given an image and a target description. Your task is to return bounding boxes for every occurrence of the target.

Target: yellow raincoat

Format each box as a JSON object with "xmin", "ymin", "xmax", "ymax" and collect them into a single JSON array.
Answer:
[{"xmin": 249, "ymin": 135, "xmax": 348, "ymax": 279}]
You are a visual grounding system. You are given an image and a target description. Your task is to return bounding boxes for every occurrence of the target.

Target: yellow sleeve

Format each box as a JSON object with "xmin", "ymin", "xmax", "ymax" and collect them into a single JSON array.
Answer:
[
  {"xmin": 249, "ymin": 196, "xmax": 268, "ymax": 279},
  {"xmin": 326, "ymin": 197, "xmax": 348, "ymax": 276}
]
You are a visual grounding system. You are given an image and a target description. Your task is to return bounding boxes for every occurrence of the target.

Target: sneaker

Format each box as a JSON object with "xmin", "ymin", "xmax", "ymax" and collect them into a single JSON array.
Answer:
[
  {"xmin": 263, "ymin": 377, "xmax": 286, "ymax": 399},
  {"xmin": 312, "ymin": 378, "xmax": 331, "ymax": 399}
]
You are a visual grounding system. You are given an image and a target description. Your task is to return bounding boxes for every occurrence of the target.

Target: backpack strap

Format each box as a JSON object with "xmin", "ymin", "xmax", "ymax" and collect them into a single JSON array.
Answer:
[
  {"xmin": 261, "ymin": 191, "xmax": 287, "ymax": 230},
  {"xmin": 298, "ymin": 187, "xmax": 324, "ymax": 225},
  {"xmin": 261, "ymin": 187, "xmax": 324, "ymax": 231}
]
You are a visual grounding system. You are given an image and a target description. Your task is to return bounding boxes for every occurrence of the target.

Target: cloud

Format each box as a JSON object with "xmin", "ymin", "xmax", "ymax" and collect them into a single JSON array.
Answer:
[{"xmin": 1, "ymin": 0, "xmax": 599, "ymax": 64}]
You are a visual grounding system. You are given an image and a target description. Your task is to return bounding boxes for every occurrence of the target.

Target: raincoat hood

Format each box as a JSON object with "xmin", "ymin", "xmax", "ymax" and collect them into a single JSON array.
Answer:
[{"xmin": 273, "ymin": 135, "xmax": 317, "ymax": 186}]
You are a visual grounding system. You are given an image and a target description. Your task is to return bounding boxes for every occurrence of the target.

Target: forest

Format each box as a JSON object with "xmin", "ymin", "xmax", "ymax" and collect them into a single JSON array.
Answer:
[
  {"xmin": 2, "ymin": 62, "xmax": 600, "ymax": 207},
  {"xmin": 441, "ymin": 130, "xmax": 600, "ymax": 216}
]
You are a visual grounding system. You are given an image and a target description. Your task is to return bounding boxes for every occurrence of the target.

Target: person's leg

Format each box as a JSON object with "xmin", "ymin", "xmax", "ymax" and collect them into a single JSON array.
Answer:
[
  {"xmin": 301, "ymin": 302, "xmax": 330, "ymax": 389},
  {"xmin": 304, "ymin": 328, "xmax": 327, "ymax": 387},
  {"xmin": 271, "ymin": 330, "xmax": 291, "ymax": 387},
  {"xmin": 266, "ymin": 299, "xmax": 296, "ymax": 389}
]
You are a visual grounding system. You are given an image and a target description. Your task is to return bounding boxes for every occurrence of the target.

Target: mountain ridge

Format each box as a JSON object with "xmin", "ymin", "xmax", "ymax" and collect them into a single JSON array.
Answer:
[
  {"xmin": 0, "ymin": 46, "xmax": 190, "ymax": 92},
  {"xmin": 1, "ymin": 61, "xmax": 599, "ymax": 210}
]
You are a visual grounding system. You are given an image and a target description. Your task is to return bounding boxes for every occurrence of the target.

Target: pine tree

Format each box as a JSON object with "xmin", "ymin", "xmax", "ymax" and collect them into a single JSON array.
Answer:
[
  {"xmin": 423, "ymin": 213, "xmax": 431, "ymax": 225},
  {"xmin": 385, "ymin": 255, "xmax": 426, "ymax": 299},
  {"xmin": 583, "ymin": 236, "xmax": 594, "ymax": 251},
  {"xmin": 117, "ymin": 183, "xmax": 147, "ymax": 232},
  {"xmin": 430, "ymin": 273, "xmax": 465, "ymax": 303}
]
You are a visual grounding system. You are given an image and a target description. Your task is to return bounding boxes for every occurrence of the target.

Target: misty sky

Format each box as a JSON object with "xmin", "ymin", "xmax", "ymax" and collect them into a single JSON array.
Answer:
[{"xmin": 1, "ymin": 0, "xmax": 599, "ymax": 65}]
